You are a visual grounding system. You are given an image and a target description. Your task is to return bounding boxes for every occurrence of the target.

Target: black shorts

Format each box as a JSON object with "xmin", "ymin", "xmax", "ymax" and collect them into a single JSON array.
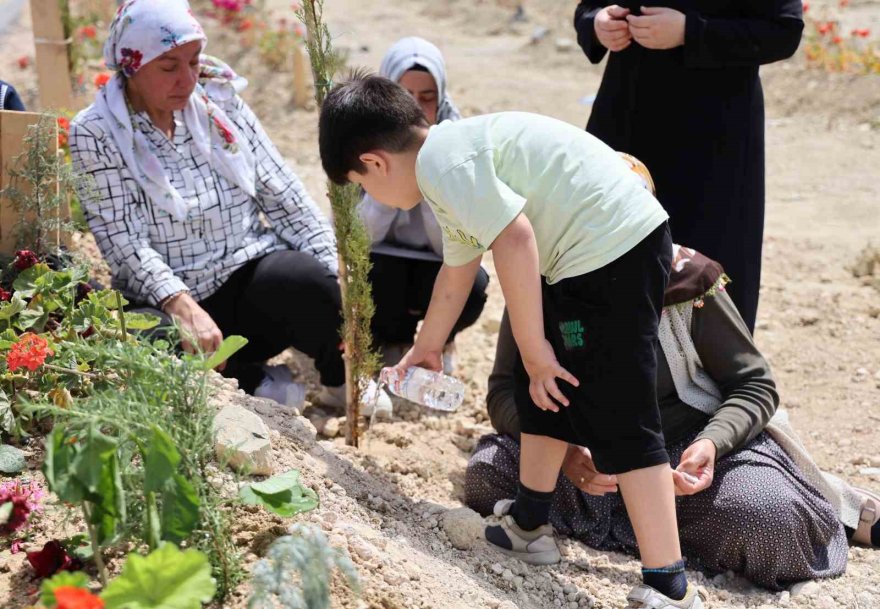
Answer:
[{"xmin": 514, "ymin": 222, "xmax": 672, "ymax": 475}]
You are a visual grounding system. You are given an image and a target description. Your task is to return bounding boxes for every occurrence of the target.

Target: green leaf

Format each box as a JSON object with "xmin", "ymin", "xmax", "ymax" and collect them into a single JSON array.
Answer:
[
  {"xmin": 0, "ymin": 502, "xmax": 12, "ymax": 526},
  {"xmin": 239, "ymin": 470, "xmax": 319, "ymax": 518},
  {"xmin": 13, "ymin": 304, "xmax": 48, "ymax": 332},
  {"xmin": 0, "ymin": 293, "xmax": 26, "ymax": 322},
  {"xmin": 90, "ymin": 289, "xmax": 128, "ymax": 310},
  {"xmin": 43, "ymin": 428, "xmax": 85, "ymax": 503},
  {"xmin": 40, "ymin": 570, "xmax": 90, "ymax": 608},
  {"xmin": 160, "ymin": 474, "xmax": 200, "ymax": 544},
  {"xmin": 74, "ymin": 426, "xmax": 117, "ymax": 495},
  {"xmin": 0, "ymin": 388, "xmax": 13, "ymax": 434},
  {"xmin": 101, "ymin": 544, "xmax": 216, "ymax": 609},
  {"xmin": 0, "ymin": 444, "xmax": 26, "ymax": 473},
  {"xmin": 119, "ymin": 312, "xmax": 161, "ymax": 331},
  {"xmin": 143, "ymin": 427, "xmax": 180, "ymax": 494},
  {"xmin": 11, "ymin": 263, "xmax": 51, "ymax": 298},
  {"xmin": 202, "ymin": 335, "xmax": 248, "ymax": 370}
]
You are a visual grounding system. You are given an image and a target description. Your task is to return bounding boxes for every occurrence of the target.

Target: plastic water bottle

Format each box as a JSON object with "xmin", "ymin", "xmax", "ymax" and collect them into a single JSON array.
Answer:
[{"xmin": 380, "ymin": 367, "xmax": 465, "ymax": 412}]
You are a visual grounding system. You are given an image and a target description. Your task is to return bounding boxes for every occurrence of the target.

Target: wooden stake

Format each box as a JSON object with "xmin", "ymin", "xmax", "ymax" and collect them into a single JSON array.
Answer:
[
  {"xmin": 30, "ymin": 0, "xmax": 74, "ymax": 111},
  {"xmin": 292, "ymin": 44, "xmax": 310, "ymax": 108}
]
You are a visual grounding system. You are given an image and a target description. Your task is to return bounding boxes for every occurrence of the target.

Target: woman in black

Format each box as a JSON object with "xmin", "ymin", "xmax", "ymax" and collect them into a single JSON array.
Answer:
[{"xmin": 574, "ymin": 0, "xmax": 804, "ymax": 332}]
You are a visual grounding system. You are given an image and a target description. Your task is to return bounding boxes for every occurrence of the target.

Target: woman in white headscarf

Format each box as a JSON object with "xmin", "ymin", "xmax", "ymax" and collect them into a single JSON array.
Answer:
[
  {"xmin": 69, "ymin": 0, "xmax": 390, "ymax": 412},
  {"xmin": 359, "ymin": 37, "xmax": 489, "ymax": 372}
]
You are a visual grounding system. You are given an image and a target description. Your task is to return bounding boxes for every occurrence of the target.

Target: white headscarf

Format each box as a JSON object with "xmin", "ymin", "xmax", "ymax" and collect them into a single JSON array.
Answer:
[
  {"xmin": 95, "ymin": 0, "xmax": 255, "ymax": 220},
  {"xmin": 379, "ymin": 36, "xmax": 461, "ymax": 123}
]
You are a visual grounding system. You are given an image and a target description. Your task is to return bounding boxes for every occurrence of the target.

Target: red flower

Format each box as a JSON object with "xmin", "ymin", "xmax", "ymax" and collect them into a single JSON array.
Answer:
[
  {"xmin": 13, "ymin": 249, "xmax": 39, "ymax": 271},
  {"xmin": 0, "ymin": 480, "xmax": 45, "ymax": 534},
  {"xmin": 839, "ymin": 0, "xmax": 849, "ymax": 6},
  {"xmin": 832, "ymin": 35, "xmax": 843, "ymax": 44},
  {"xmin": 817, "ymin": 21, "xmax": 834, "ymax": 35},
  {"xmin": 79, "ymin": 25, "xmax": 97, "ymax": 40},
  {"xmin": 802, "ymin": 0, "xmax": 809, "ymax": 12},
  {"xmin": 6, "ymin": 333, "xmax": 54, "ymax": 372},
  {"xmin": 237, "ymin": 18, "xmax": 253, "ymax": 32},
  {"xmin": 17, "ymin": 55, "xmax": 30, "ymax": 69},
  {"xmin": 0, "ymin": 287, "xmax": 10, "ymax": 302},
  {"xmin": 56, "ymin": 117, "xmax": 71, "ymax": 149},
  {"xmin": 852, "ymin": 28, "xmax": 871, "ymax": 38},
  {"xmin": 55, "ymin": 587, "xmax": 105, "ymax": 609},
  {"xmin": 93, "ymin": 72, "xmax": 111, "ymax": 89},
  {"xmin": 26, "ymin": 540, "xmax": 81, "ymax": 578},
  {"xmin": 119, "ymin": 48, "xmax": 143, "ymax": 77}
]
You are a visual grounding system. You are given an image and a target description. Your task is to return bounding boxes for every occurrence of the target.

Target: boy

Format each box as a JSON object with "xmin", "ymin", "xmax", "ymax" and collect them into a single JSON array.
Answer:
[{"xmin": 319, "ymin": 74, "xmax": 705, "ymax": 609}]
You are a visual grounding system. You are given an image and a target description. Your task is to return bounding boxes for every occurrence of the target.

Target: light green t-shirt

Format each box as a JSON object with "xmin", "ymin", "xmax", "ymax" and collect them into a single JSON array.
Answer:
[{"xmin": 415, "ymin": 112, "xmax": 669, "ymax": 283}]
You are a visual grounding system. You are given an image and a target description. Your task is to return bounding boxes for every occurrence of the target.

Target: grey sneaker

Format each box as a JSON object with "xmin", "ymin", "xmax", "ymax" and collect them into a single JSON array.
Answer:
[
  {"xmin": 484, "ymin": 500, "xmax": 561, "ymax": 565},
  {"xmin": 254, "ymin": 365, "xmax": 306, "ymax": 409},
  {"xmin": 625, "ymin": 584, "xmax": 706, "ymax": 609}
]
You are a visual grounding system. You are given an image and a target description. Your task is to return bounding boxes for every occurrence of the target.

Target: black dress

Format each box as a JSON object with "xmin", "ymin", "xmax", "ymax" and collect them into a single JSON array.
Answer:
[{"xmin": 574, "ymin": 0, "xmax": 803, "ymax": 332}]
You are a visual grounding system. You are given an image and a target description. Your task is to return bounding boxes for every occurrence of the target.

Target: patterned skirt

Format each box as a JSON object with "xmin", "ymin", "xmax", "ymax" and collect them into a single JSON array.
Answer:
[{"xmin": 465, "ymin": 431, "xmax": 848, "ymax": 590}]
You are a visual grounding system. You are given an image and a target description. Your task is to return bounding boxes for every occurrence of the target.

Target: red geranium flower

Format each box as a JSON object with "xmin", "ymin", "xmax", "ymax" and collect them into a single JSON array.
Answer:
[
  {"xmin": 17, "ymin": 55, "xmax": 30, "ymax": 69},
  {"xmin": 93, "ymin": 72, "xmax": 111, "ymax": 89},
  {"xmin": 839, "ymin": 0, "xmax": 849, "ymax": 7},
  {"xmin": 55, "ymin": 587, "xmax": 105, "ymax": 609},
  {"xmin": 237, "ymin": 18, "xmax": 253, "ymax": 32},
  {"xmin": 26, "ymin": 540, "xmax": 81, "ymax": 578},
  {"xmin": 79, "ymin": 25, "xmax": 98, "ymax": 40},
  {"xmin": 0, "ymin": 287, "xmax": 10, "ymax": 302},
  {"xmin": 13, "ymin": 249, "xmax": 39, "ymax": 271},
  {"xmin": 832, "ymin": 35, "xmax": 843, "ymax": 44},
  {"xmin": 817, "ymin": 21, "xmax": 834, "ymax": 35},
  {"xmin": 802, "ymin": 1, "xmax": 809, "ymax": 12},
  {"xmin": 6, "ymin": 333, "xmax": 54, "ymax": 372},
  {"xmin": 852, "ymin": 28, "xmax": 870, "ymax": 38},
  {"xmin": 56, "ymin": 116, "xmax": 71, "ymax": 149}
]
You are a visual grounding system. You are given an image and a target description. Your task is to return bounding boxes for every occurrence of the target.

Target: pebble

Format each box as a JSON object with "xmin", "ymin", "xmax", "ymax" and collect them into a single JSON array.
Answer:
[
  {"xmin": 491, "ymin": 563, "xmax": 505, "ymax": 575},
  {"xmin": 323, "ymin": 417, "xmax": 341, "ymax": 438},
  {"xmin": 790, "ymin": 580, "xmax": 819, "ymax": 597},
  {"xmin": 554, "ymin": 38, "xmax": 575, "ymax": 52},
  {"xmin": 563, "ymin": 584, "xmax": 578, "ymax": 595},
  {"xmin": 502, "ymin": 569, "xmax": 514, "ymax": 581},
  {"xmin": 497, "ymin": 602, "xmax": 518, "ymax": 609},
  {"xmin": 858, "ymin": 591, "xmax": 876, "ymax": 609},
  {"xmin": 859, "ymin": 467, "xmax": 880, "ymax": 476},
  {"xmin": 778, "ymin": 590, "xmax": 791, "ymax": 606}
]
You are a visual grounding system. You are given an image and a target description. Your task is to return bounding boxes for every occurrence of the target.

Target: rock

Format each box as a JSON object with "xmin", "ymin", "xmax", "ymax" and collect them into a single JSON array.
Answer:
[
  {"xmin": 491, "ymin": 563, "xmax": 505, "ymax": 575},
  {"xmin": 497, "ymin": 602, "xmax": 518, "ymax": 609},
  {"xmin": 0, "ymin": 444, "xmax": 26, "ymax": 473},
  {"xmin": 858, "ymin": 591, "xmax": 876, "ymax": 609},
  {"xmin": 859, "ymin": 467, "xmax": 880, "ymax": 477},
  {"xmin": 502, "ymin": 569, "xmax": 514, "ymax": 581},
  {"xmin": 482, "ymin": 317, "xmax": 502, "ymax": 333},
  {"xmin": 213, "ymin": 404, "xmax": 273, "ymax": 475},
  {"xmin": 869, "ymin": 455, "xmax": 880, "ymax": 468},
  {"xmin": 790, "ymin": 580, "xmax": 819, "ymax": 597},
  {"xmin": 778, "ymin": 590, "xmax": 791, "ymax": 606},
  {"xmin": 529, "ymin": 26, "xmax": 549, "ymax": 45},
  {"xmin": 440, "ymin": 507, "xmax": 484, "ymax": 550},
  {"xmin": 563, "ymin": 584, "xmax": 578, "ymax": 595},
  {"xmin": 323, "ymin": 417, "xmax": 341, "ymax": 438},
  {"xmin": 554, "ymin": 38, "xmax": 575, "ymax": 52}
]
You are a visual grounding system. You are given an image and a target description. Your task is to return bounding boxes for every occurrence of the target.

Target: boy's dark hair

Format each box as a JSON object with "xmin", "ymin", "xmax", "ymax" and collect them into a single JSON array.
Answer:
[{"xmin": 319, "ymin": 70, "xmax": 429, "ymax": 185}]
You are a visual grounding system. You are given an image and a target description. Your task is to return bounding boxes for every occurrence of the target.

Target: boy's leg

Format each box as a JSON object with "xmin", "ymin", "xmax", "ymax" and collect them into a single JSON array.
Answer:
[{"xmin": 510, "ymin": 432, "xmax": 568, "ymax": 531}]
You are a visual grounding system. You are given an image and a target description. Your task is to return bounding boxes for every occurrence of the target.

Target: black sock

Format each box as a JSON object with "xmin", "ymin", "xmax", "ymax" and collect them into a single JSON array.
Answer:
[
  {"xmin": 844, "ymin": 525, "xmax": 855, "ymax": 540},
  {"xmin": 642, "ymin": 560, "xmax": 688, "ymax": 601},
  {"xmin": 844, "ymin": 523, "xmax": 880, "ymax": 545},
  {"xmin": 510, "ymin": 482, "xmax": 554, "ymax": 532}
]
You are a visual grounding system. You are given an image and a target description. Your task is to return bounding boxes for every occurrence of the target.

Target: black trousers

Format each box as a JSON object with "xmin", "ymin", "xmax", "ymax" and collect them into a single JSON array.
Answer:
[
  {"xmin": 368, "ymin": 252, "xmax": 489, "ymax": 345},
  {"xmin": 130, "ymin": 250, "xmax": 345, "ymax": 393}
]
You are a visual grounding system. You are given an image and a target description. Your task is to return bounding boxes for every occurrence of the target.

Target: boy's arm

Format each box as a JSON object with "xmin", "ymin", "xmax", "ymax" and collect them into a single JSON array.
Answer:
[
  {"xmin": 396, "ymin": 257, "xmax": 483, "ymax": 371},
  {"xmin": 492, "ymin": 214, "xmax": 579, "ymax": 412}
]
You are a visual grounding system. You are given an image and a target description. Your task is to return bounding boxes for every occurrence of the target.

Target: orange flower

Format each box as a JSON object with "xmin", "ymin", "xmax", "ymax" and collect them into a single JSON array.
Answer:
[
  {"xmin": 79, "ymin": 25, "xmax": 97, "ymax": 40},
  {"xmin": 54, "ymin": 587, "xmax": 104, "ymax": 609},
  {"xmin": 6, "ymin": 333, "xmax": 53, "ymax": 372},
  {"xmin": 237, "ymin": 18, "xmax": 253, "ymax": 32},
  {"xmin": 93, "ymin": 72, "xmax": 111, "ymax": 88}
]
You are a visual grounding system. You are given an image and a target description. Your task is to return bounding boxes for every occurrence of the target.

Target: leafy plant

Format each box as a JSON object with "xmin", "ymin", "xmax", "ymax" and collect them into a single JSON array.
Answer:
[
  {"xmin": 299, "ymin": 0, "xmax": 379, "ymax": 447},
  {"xmin": 239, "ymin": 470, "xmax": 318, "ymax": 517},
  {"xmin": 40, "ymin": 570, "xmax": 91, "ymax": 608},
  {"xmin": 101, "ymin": 544, "xmax": 216, "ymax": 609},
  {"xmin": 249, "ymin": 524, "xmax": 359, "ymax": 609},
  {"xmin": 0, "ymin": 116, "xmax": 89, "ymax": 257}
]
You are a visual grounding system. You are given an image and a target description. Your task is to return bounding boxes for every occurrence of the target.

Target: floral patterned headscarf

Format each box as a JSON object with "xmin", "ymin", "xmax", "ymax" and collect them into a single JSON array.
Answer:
[{"xmin": 95, "ymin": 0, "xmax": 255, "ymax": 220}]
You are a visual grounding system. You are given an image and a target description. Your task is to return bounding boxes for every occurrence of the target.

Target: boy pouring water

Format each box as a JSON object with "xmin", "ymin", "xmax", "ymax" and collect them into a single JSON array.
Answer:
[{"xmin": 319, "ymin": 74, "xmax": 705, "ymax": 609}]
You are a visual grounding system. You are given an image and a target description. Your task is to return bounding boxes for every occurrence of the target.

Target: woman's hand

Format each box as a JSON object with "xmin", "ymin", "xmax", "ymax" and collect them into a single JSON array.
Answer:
[
  {"xmin": 393, "ymin": 343, "xmax": 443, "ymax": 373},
  {"xmin": 673, "ymin": 438, "xmax": 716, "ymax": 495},
  {"xmin": 162, "ymin": 292, "xmax": 226, "ymax": 369},
  {"xmin": 563, "ymin": 445, "xmax": 619, "ymax": 495},
  {"xmin": 627, "ymin": 7, "xmax": 686, "ymax": 50},
  {"xmin": 521, "ymin": 339, "xmax": 579, "ymax": 412},
  {"xmin": 594, "ymin": 5, "xmax": 633, "ymax": 52}
]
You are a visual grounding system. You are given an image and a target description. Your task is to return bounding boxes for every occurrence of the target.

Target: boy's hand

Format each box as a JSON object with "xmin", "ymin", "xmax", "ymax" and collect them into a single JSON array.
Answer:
[
  {"xmin": 522, "ymin": 339, "xmax": 580, "ymax": 412},
  {"xmin": 626, "ymin": 7, "xmax": 686, "ymax": 50},
  {"xmin": 563, "ymin": 445, "xmax": 619, "ymax": 495},
  {"xmin": 393, "ymin": 344, "xmax": 443, "ymax": 373},
  {"xmin": 672, "ymin": 438, "xmax": 716, "ymax": 495}
]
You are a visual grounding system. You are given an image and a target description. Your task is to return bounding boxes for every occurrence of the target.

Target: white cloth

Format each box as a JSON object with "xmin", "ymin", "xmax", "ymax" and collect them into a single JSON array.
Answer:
[
  {"xmin": 659, "ymin": 298, "xmax": 864, "ymax": 528},
  {"xmin": 98, "ymin": 0, "xmax": 255, "ymax": 220}
]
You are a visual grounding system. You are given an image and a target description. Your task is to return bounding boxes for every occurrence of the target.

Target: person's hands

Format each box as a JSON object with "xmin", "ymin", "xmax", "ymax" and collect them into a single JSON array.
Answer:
[
  {"xmin": 563, "ymin": 445, "xmax": 619, "ymax": 495},
  {"xmin": 393, "ymin": 343, "xmax": 443, "ymax": 374},
  {"xmin": 162, "ymin": 292, "xmax": 226, "ymax": 370},
  {"xmin": 673, "ymin": 438, "xmax": 716, "ymax": 495},
  {"xmin": 594, "ymin": 5, "xmax": 633, "ymax": 52},
  {"xmin": 521, "ymin": 339, "xmax": 579, "ymax": 412},
  {"xmin": 626, "ymin": 7, "xmax": 686, "ymax": 50}
]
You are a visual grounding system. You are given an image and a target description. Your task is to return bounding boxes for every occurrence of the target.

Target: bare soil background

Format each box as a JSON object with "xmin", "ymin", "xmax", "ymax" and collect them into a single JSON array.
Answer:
[{"xmin": 1, "ymin": 0, "xmax": 879, "ymax": 607}]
